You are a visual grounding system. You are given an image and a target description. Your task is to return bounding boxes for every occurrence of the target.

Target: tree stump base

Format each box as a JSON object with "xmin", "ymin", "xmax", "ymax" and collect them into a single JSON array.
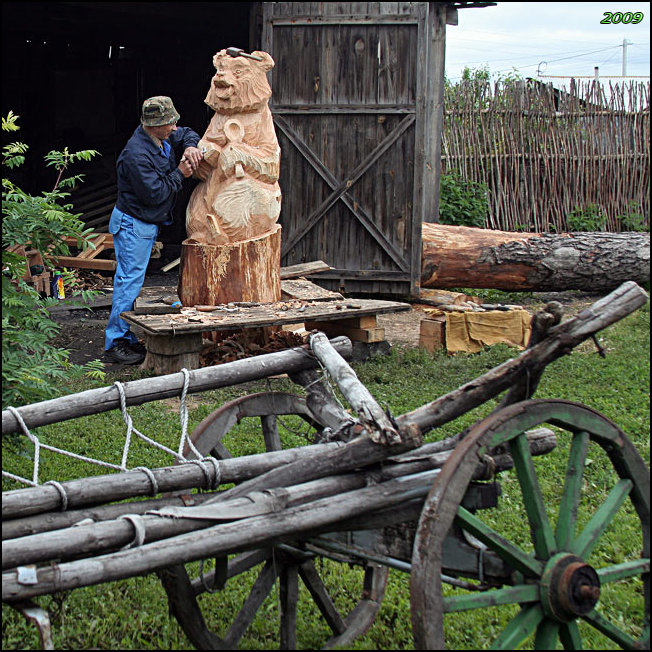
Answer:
[
  {"xmin": 178, "ymin": 225, "xmax": 282, "ymax": 345},
  {"xmin": 178, "ymin": 225, "xmax": 282, "ymax": 307}
]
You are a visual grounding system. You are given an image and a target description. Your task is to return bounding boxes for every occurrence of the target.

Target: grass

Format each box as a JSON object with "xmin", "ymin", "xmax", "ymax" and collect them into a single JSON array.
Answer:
[{"xmin": 2, "ymin": 298, "xmax": 649, "ymax": 650}]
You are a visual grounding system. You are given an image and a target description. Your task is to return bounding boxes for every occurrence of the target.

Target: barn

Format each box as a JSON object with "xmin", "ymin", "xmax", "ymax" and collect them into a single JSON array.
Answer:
[{"xmin": 2, "ymin": 1, "xmax": 496, "ymax": 297}]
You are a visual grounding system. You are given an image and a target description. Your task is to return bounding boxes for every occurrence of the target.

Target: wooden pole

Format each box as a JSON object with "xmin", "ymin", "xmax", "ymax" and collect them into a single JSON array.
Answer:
[
  {"xmin": 2, "ymin": 430, "xmax": 556, "ymax": 570},
  {"xmin": 2, "ymin": 337, "xmax": 353, "ymax": 435},
  {"xmin": 1, "ymin": 442, "xmax": 344, "ymax": 521}
]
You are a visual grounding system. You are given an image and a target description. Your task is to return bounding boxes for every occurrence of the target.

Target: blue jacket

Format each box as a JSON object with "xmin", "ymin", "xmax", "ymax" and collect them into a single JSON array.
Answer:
[{"xmin": 116, "ymin": 125, "xmax": 200, "ymax": 225}]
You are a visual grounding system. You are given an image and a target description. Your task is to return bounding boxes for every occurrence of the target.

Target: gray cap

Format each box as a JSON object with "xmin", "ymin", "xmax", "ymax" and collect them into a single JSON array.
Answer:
[{"xmin": 141, "ymin": 96, "xmax": 180, "ymax": 126}]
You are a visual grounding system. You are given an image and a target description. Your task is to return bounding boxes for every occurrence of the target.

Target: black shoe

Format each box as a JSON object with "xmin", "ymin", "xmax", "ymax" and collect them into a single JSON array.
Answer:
[
  {"xmin": 127, "ymin": 340, "xmax": 146, "ymax": 355},
  {"xmin": 105, "ymin": 340, "xmax": 145, "ymax": 365}
]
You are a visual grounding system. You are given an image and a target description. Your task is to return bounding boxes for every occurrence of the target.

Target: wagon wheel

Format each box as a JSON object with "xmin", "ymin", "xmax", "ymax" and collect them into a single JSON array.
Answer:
[
  {"xmin": 159, "ymin": 392, "xmax": 389, "ymax": 650},
  {"xmin": 411, "ymin": 399, "xmax": 650, "ymax": 650}
]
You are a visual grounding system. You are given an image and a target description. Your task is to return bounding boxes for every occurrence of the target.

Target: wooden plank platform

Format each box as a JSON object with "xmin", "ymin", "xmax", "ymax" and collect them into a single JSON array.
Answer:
[
  {"xmin": 122, "ymin": 298, "xmax": 410, "ymax": 337},
  {"xmin": 123, "ymin": 278, "xmax": 409, "ymax": 373},
  {"xmin": 133, "ymin": 279, "xmax": 343, "ymax": 315}
]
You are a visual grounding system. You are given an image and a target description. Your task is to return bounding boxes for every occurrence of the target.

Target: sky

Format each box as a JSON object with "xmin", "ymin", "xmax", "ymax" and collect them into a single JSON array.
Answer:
[{"xmin": 445, "ymin": 2, "xmax": 650, "ymax": 86}]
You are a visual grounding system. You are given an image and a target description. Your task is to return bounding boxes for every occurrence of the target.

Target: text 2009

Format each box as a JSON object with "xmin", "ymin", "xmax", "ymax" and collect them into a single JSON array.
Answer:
[{"xmin": 601, "ymin": 11, "xmax": 644, "ymax": 24}]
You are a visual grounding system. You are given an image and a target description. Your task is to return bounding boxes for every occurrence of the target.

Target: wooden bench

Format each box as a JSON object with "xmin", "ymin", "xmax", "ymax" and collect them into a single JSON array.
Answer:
[{"xmin": 122, "ymin": 280, "xmax": 410, "ymax": 374}]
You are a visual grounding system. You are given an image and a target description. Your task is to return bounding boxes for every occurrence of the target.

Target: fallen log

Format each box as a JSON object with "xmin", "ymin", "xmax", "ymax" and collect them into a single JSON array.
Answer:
[{"xmin": 420, "ymin": 223, "xmax": 650, "ymax": 292}]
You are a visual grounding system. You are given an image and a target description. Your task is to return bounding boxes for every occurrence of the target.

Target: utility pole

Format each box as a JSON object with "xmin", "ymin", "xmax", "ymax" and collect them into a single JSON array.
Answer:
[{"xmin": 622, "ymin": 39, "xmax": 631, "ymax": 76}]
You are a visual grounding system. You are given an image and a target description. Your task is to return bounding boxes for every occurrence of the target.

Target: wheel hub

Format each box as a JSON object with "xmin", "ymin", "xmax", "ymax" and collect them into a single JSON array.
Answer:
[{"xmin": 540, "ymin": 553, "xmax": 601, "ymax": 622}]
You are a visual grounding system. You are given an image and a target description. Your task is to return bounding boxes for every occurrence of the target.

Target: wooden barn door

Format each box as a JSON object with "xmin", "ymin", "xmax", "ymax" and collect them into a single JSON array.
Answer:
[{"xmin": 262, "ymin": 2, "xmax": 443, "ymax": 296}]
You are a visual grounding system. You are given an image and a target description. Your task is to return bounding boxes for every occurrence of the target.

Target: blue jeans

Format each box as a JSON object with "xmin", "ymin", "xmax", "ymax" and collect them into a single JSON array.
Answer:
[{"xmin": 105, "ymin": 208, "xmax": 158, "ymax": 351}]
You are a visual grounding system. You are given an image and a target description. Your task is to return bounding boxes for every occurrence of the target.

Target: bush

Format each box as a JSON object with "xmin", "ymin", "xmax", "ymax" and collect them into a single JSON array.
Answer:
[
  {"xmin": 2, "ymin": 111, "xmax": 105, "ymax": 408},
  {"xmin": 566, "ymin": 203, "xmax": 607, "ymax": 231},
  {"xmin": 439, "ymin": 172, "xmax": 488, "ymax": 228},
  {"xmin": 617, "ymin": 201, "xmax": 649, "ymax": 232}
]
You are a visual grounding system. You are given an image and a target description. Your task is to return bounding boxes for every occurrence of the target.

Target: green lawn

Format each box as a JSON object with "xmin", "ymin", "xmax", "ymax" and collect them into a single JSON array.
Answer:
[{"xmin": 2, "ymin": 297, "xmax": 649, "ymax": 650}]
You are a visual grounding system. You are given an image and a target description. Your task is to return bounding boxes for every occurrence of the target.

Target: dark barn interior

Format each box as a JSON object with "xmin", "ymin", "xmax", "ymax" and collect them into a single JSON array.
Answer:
[{"xmin": 2, "ymin": 1, "xmax": 258, "ymax": 247}]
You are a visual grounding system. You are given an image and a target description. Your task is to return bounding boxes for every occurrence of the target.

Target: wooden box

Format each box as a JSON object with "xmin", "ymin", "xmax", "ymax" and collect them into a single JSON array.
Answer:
[
  {"xmin": 419, "ymin": 316, "xmax": 446, "ymax": 352},
  {"xmin": 304, "ymin": 315, "xmax": 385, "ymax": 343}
]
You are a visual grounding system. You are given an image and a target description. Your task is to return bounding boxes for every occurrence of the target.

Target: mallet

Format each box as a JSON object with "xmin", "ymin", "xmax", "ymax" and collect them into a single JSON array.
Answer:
[{"xmin": 226, "ymin": 47, "xmax": 263, "ymax": 61}]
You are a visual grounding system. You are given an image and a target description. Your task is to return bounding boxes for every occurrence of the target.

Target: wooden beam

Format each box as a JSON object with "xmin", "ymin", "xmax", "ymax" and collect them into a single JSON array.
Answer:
[
  {"xmin": 163, "ymin": 258, "xmax": 333, "ymax": 276},
  {"xmin": 44, "ymin": 255, "xmax": 116, "ymax": 271},
  {"xmin": 279, "ymin": 260, "xmax": 331, "ymax": 279}
]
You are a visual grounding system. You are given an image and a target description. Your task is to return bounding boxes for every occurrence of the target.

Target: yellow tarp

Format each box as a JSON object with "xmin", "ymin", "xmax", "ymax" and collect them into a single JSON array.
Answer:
[{"xmin": 443, "ymin": 309, "xmax": 532, "ymax": 353}]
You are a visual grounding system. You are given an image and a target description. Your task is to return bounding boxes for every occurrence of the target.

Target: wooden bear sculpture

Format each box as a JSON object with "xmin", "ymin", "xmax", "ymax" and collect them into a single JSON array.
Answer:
[
  {"xmin": 178, "ymin": 48, "xmax": 283, "ymax": 309},
  {"xmin": 185, "ymin": 49, "xmax": 282, "ymax": 245}
]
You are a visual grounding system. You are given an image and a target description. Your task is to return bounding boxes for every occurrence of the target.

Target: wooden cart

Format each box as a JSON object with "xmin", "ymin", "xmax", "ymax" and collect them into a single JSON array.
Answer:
[{"xmin": 2, "ymin": 281, "xmax": 649, "ymax": 650}]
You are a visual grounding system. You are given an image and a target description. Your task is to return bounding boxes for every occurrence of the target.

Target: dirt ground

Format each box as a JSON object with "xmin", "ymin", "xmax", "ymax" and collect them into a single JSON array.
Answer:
[{"xmin": 48, "ymin": 263, "xmax": 602, "ymax": 374}]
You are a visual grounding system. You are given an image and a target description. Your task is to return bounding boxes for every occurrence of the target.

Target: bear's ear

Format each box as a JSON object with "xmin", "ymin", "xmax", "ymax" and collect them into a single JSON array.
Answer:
[{"xmin": 252, "ymin": 51, "xmax": 275, "ymax": 72}]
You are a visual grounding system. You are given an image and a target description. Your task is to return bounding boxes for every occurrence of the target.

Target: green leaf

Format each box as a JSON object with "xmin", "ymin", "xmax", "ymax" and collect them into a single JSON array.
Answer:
[{"xmin": 2, "ymin": 111, "xmax": 104, "ymax": 407}]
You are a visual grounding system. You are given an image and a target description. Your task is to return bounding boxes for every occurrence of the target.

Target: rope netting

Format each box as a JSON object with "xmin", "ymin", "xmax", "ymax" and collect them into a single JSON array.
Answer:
[{"xmin": 2, "ymin": 368, "xmax": 220, "ymax": 496}]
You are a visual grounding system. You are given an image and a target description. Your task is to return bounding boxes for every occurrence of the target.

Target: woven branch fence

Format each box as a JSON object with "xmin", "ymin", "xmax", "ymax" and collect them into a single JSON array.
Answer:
[{"xmin": 441, "ymin": 79, "xmax": 650, "ymax": 233}]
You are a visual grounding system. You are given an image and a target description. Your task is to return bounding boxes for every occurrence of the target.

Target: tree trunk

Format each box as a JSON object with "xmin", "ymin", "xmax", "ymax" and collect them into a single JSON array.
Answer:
[
  {"xmin": 420, "ymin": 223, "xmax": 650, "ymax": 292},
  {"xmin": 178, "ymin": 225, "xmax": 282, "ymax": 306}
]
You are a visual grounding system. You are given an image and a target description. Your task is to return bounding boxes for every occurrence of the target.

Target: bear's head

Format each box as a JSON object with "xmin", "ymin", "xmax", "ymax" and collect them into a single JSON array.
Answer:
[{"xmin": 205, "ymin": 50, "xmax": 275, "ymax": 114}]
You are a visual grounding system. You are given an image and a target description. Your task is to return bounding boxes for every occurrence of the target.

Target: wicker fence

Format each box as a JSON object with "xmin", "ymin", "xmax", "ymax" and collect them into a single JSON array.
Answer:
[{"xmin": 441, "ymin": 79, "xmax": 650, "ymax": 233}]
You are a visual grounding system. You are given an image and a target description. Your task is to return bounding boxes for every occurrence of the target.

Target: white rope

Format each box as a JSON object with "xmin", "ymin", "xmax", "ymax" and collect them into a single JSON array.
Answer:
[
  {"xmin": 5, "ymin": 407, "xmax": 123, "ymax": 488},
  {"xmin": 7, "ymin": 406, "xmax": 41, "ymax": 485},
  {"xmin": 1, "ymin": 470, "xmax": 36, "ymax": 487},
  {"xmin": 202, "ymin": 456, "xmax": 221, "ymax": 489},
  {"xmin": 114, "ymin": 380, "xmax": 184, "ymax": 468},
  {"xmin": 132, "ymin": 466, "xmax": 159, "ymax": 496},
  {"xmin": 4, "ymin": 370, "xmax": 221, "ymax": 494},
  {"xmin": 175, "ymin": 369, "xmax": 222, "ymax": 490},
  {"xmin": 177, "ymin": 369, "xmax": 203, "ymax": 459},
  {"xmin": 43, "ymin": 480, "xmax": 68, "ymax": 511},
  {"xmin": 180, "ymin": 459, "xmax": 211, "ymax": 490}
]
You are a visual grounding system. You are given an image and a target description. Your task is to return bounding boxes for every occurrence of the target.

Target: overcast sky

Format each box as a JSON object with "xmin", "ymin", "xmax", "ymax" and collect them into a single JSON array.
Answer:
[{"xmin": 445, "ymin": 2, "xmax": 650, "ymax": 85}]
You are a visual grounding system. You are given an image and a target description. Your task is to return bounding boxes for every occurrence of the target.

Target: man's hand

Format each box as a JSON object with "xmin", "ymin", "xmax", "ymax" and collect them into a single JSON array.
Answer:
[
  {"xmin": 178, "ymin": 157, "xmax": 194, "ymax": 178},
  {"xmin": 182, "ymin": 146, "xmax": 203, "ymax": 170},
  {"xmin": 197, "ymin": 140, "xmax": 221, "ymax": 168}
]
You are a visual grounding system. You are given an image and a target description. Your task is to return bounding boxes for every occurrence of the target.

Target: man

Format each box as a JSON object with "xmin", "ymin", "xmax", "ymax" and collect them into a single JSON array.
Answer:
[{"xmin": 104, "ymin": 96, "xmax": 203, "ymax": 364}]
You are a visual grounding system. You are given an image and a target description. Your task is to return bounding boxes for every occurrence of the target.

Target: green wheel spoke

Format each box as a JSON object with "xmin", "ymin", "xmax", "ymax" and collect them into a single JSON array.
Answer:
[
  {"xmin": 534, "ymin": 619, "xmax": 560, "ymax": 649},
  {"xmin": 443, "ymin": 584, "xmax": 539, "ymax": 613},
  {"xmin": 559, "ymin": 621, "xmax": 583, "ymax": 649},
  {"xmin": 571, "ymin": 479, "xmax": 633, "ymax": 559},
  {"xmin": 510, "ymin": 431, "xmax": 557, "ymax": 558},
  {"xmin": 489, "ymin": 604, "xmax": 545, "ymax": 650},
  {"xmin": 582, "ymin": 608, "xmax": 639, "ymax": 649},
  {"xmin": 597, "ymin": 558, "xmax": 650, "ymax": 584},
  {"xmin": 456, "ymin": 506, "xmax": 543, "ymax": 578},
  {"xmin": 413, "ymin": 400, "xmax": 650, "ymax": 651},
  {"xmin": 556, "ymin": 431, "xmax": 590, "ymax": 551}
]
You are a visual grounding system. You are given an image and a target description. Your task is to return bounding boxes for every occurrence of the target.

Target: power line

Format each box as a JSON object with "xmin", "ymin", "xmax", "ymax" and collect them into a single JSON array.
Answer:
[{"xmin": 540, "ymin": 44, "xmax": 622, "ymax": 65}]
